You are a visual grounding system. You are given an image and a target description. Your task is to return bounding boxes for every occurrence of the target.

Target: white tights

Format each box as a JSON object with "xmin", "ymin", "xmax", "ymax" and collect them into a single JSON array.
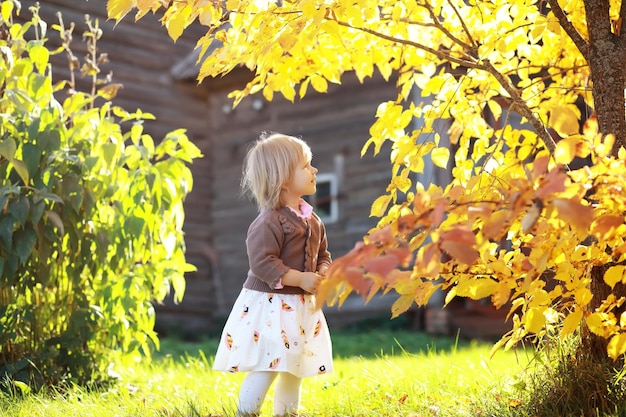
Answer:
[{"xmin": 237, "ymin": 371, "xmax": 302, "ymax": 416}]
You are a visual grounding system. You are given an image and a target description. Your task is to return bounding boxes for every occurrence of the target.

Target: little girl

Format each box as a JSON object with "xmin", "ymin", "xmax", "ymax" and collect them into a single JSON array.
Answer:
[{"xmin": 213, "ymin": 132, "xmax": 333, "ymax": 417}]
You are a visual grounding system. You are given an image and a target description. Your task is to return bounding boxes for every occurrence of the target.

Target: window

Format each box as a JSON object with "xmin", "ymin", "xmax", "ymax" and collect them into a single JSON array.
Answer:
[{"xmin": 306, "ymin": 173, "xmax": 338, "ymax": 223}]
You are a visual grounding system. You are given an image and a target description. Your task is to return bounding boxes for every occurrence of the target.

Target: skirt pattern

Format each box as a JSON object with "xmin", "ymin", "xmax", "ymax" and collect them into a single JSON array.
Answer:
[{"xmin": 212, "ymin": 289, "xmax": 333, "ymax": 378}]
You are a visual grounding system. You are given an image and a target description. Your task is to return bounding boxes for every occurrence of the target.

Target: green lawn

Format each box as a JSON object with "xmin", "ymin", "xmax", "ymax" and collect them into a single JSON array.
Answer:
[{"xmin": 0, "ymin": 326, "xmax": 535, "ymax": 417}]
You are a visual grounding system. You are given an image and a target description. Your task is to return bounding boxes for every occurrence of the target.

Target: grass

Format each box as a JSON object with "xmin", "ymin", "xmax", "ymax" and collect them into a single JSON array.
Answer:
[{"xmin": 0, "ymin": 319, "xmax": 538, "ymax": 417}]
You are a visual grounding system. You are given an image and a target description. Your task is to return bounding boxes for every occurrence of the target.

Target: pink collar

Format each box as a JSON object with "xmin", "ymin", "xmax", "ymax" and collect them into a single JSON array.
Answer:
[{"xmin": 287, "ymin": 199, "xmax": 313, "ymax": 219}]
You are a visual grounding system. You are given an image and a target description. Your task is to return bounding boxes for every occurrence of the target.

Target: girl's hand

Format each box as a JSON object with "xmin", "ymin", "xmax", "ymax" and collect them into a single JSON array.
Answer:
[
  {"xmin": 300, "ymin": 271, "xmax": 322, "ymax": 294},
  {"xmin": 317, "ymin": 265, "xmax": 329, "ymax": 277}
]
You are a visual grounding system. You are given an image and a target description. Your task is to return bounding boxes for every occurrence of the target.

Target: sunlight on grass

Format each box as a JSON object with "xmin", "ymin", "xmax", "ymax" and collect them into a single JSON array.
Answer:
[
  {"xmin": 0, "ymin": 332, "xmax": 534, "ymax": 417},
  {"xmin": 298, "ymin": 342, "xmax": 532, "ymax": 417}
]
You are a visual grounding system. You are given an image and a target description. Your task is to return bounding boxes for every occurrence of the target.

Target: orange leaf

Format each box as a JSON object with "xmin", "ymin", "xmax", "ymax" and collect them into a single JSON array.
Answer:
[
  {"xmin": 417, "ymin": 243, "xmax": 441, "ymax": 278},
  {"xmin": 367, "ymin": 226, "xmax": 395, "ymax": 246},
  {"xmin": 482, "ymin": 210, "xmax": 509, "ymax": 240},
  {"xmin": 429, "ymin": 199, "xmax": 446, "ymax": 226},
  {"xmin": 440, "ymin": 240, "xmax": 479, "ymax": 265},
  {"xmin": 345, "ymin": 266, "xmax": 372, "ymax": 296},
  {"xmin": 583, "ymin": 112, "xmax": 598, "ymax": 138},
  {"xmin": 386, "ymin": 246, "xmax": 413, "ymax": 268},
  {"xmin": 552, "ymin": 198, "xmax": 593, "ymax": 231},
  {"xmin": 440, "ymin": 227, "xmax": 477, "ymax": 246},
  {"xmin": 440, "ymin": 228, "xmax": 479, "ymax": 265},
  {"xmin": 364, "ymin": 254, "xmax": 399, "ymax": 278},
  {"xmin": 532, "ymin": 154, "xmax": 550, "ymax": 179},
  {"xmin": 535, "ymin": 168, "xmax": 567, "ymax": 199},
  {"xmin": 592, "ymin": 214, "xmax": 623, "ymax": 240}
]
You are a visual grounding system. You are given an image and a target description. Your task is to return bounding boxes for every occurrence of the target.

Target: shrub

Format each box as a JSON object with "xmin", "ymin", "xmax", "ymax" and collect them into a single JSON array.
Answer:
[{"xmin": 0, "ymin": 2, "xmax": 201, "ymax": 388}]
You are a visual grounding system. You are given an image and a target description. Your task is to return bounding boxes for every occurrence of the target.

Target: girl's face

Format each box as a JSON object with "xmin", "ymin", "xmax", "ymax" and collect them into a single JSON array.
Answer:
[{"xmin": 284, "ymin": 156, "xmax": 318, "ymax": 199}]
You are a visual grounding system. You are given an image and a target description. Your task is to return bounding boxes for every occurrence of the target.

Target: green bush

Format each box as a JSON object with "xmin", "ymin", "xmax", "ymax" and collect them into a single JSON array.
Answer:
[{"xmin": 0, "ymin": 2, "xmax": 201, "ymax": 388}]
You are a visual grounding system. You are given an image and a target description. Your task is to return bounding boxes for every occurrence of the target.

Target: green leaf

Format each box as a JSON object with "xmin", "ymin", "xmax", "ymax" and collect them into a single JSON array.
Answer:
[
  {"xmin": 125, "ymin": 215, "xmax": 145, "ymax": 238},
  {"xmin": 8, "ymin": 195, "xmax": 29, "ymax": 227},
  {"xmin": 0, "ymin": 215, "xmax": 14, "ymax": 249},
  {"xmin": 102, "ymin": 143, "xmax": 118, "ymax": 167},
  {"xmin": 45, "ymin": 210, "xmax": 64, "ymax": 236},
  {"xmin": 10, "ymin": 159, "xmax": 30, "ymax": 185},
  {"xmin": 22, "ymin": 142, "xmax": 42, "ymax": 179},
  {"xmin": 28, "ymin": 198, "xmax": 45, "ymax": 224},
  {"xmin": 0, "ymin": 138, "xmax": 16, "ymax": 159},
  {"xmin": 13, "ymin": 227, "xmax": 37, "ymax": 265},
  {"xmin": 37, "ymin": 129, "xmax": 61, "ymax": 152}
]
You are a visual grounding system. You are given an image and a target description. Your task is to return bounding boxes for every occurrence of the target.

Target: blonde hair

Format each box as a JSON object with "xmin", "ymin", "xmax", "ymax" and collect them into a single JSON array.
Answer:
[{"xmin": 242, "ymin": 132, "xmax": 312, "ymax": 211}]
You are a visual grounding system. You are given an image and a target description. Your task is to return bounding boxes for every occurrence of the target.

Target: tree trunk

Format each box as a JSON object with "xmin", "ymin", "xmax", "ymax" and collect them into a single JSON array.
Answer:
[
  {"xmin": 585, "ymin": 266, "xmax": 626, "ymax": 366},
  {"xmin": 583, "ymin": 0, "xmax": 626, "ymax": 362},
  {"xmin": 584, "ymin": 0, "xmax": 626, "ymax": 149}
]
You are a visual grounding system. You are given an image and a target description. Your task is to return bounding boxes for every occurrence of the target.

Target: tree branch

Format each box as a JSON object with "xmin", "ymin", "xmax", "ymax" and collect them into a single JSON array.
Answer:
[
  {"xmin": 333, "ymin": 19, "xmax": 483, "ymax": 71},
  {"xmin": 547, "ymin": 0, "xmax": 589, "ymax": 59},
  {"xmin": 444, "ymin": 0, "xmax": 478, "ymax": 50},
  {"xmin": 483, "ymin": 60, "xmax": 558, "ymax": 154},
  {"xmin": 332, "ymin": 17, "xmax": 558, "ymax": 155}
]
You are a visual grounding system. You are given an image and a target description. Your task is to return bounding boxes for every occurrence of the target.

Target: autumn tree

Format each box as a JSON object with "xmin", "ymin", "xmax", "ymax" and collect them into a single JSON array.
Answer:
[{"xmin": 108, "ymin": 0, "xmax": 626, "ymax": 412}]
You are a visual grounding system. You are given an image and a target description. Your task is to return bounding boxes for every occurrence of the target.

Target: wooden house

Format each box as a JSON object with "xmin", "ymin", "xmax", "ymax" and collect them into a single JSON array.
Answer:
[{"xmin": 27, "ymin": 1, "xmax": 510, "ymax": 341}]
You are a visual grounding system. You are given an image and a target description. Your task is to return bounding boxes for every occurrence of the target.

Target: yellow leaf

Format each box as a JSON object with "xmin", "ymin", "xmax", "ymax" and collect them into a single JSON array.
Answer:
[
  {"xmin": 546, "ymin": 11, "xmax": 562, "ymax": 33},
  {"xmin": 596, "ymin": 133, "xmax": 615, "ymax": 158},
  {"xmin": 278, "ymin": 32, "xmax": 298, "ymax": 51},
  {"xmin": 280, "ymin": 83, "xmax": 296, "ymax": 102},
  {"xmin": 549, "ymin": 106, "xmax": 580, "ymax": 137},
  {"xmin": 164, "ymin": 4, "xmax": 191, "ymax": 42},
  {"xmin": 107, "ymin": 0, "xmax": 135, "ymax": 22},
  {"xmin": 390, "ymin": 176, "xmax": 412, "ymax": 193},
  {"xmin": 136, "ymin": 0, "xmax": 160, "ymax": 12},
  {"xmin": 604, "ymin": 265, "xmax": 625, "ymax": 289},
  {"xmin": 487, "ymin": 99, "xmax": 502, "ymax": 121},
  {"xmin": 575, "ymin": 287, "xmax": 592, "ymax": 306},
  {"xmin": 1, "ymin": 1, "xmax": 13, "ymax": 23},
  {"xmin": 608, "ymin": 333, "xmax": 626, "ymax": 360},
  {"xmin": 391, "ymin": 294, "xmax": 415, "ymax": 318},
  {"xmin": 299, "ymin": 78, "xmax": 310, "ymax": 99},
  {"xmin": 263, "ymin": 85, "xmax": 274, "ymax": 102},
  {"xmin": 525, "ymin": 306, "xmax": 546, "ymax": 334},
  {"xmin": 453, "ymin": 278, "xmax": 499, "ymax": 300},
  {"xmin": 561, "ymin": 307, "xmax": 582, "ymax": 337},
  {"xmin": 310, "ymin": 74, "xmax": 328, "ymax": 93},
  {"xmin": 98, "ymin": 83, "xmax": 124, "ymax": 100},
  {"xmin": 586, "ymin": 312, "xmax": 609, "ymax": 337},
  {"xmin": 491, "ymin": 281, "xmax": 511, "ymax": 309},
  {"xmin": 554, "ymin": 137, "xmax": 578, "ymax": 165},
  {"xmin": 431, "ymin": 147, "xmax": 450, "ymax": 169},
  {"xmin": 370, "ymin": 194, "xmax": 392, "ymax": 217},
  {"xmin": 198, "ymin": 5, "xmax": 216, "ymax": 26},
  {"xmin": 28, "ymin": 42, "xmax": 49, "ymax": 73}
]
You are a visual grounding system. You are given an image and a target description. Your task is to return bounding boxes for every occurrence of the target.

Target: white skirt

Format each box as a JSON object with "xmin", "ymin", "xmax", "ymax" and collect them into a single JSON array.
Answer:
[{"xmin": 212, "ymin": 289, "xmax": 333, "ymax": 378}]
